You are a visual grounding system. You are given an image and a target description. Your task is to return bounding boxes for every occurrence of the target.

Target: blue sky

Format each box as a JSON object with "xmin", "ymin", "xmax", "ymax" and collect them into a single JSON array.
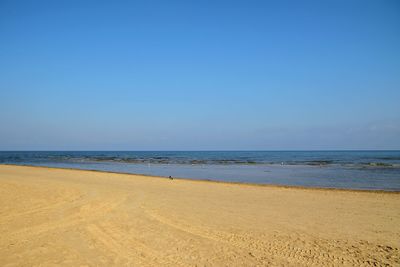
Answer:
[{"xmin": 0, "ymin": 0, "xmax": 399, "ymax": 150}]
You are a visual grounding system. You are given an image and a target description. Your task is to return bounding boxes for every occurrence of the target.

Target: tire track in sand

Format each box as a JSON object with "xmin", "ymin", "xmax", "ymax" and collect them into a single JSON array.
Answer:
[
  {"xmin": 142, "ymin": 207, "xmax": 399, "ymax": 266},
  {"xmin": 86, "ymin": 222, "xmax": 186, "ymax": 267},
  {"xmin": 0, "ymin": 191, "xmax": 83, "ymax": 224},
  {"xmin": 2, "ymin": 194, "xmax": 128, "ymax": 244},
  {"xmin": 0, "ymin": 181, "xmax": 83, "ymax": 222}
]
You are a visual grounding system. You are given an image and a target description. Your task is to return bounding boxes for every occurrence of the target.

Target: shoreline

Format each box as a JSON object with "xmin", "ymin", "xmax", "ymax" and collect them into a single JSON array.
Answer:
[
  {"xmin": 1, "ymin": 164, "xmax": 399, "ymax": 266},
  {"xmin": 1, "ymin": 163, "xmax": 399, "ymax": 194}
]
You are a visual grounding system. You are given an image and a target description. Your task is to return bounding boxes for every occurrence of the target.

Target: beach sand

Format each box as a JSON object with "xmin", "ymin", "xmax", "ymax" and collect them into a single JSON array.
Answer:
[{"xmin": 0, "ymin": 165, "xmax": 399, "ymax": 266}]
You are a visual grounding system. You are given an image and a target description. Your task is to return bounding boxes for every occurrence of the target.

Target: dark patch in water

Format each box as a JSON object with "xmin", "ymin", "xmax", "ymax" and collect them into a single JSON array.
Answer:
[{"xmin": 305, "ymin": 160, "xmax": 334, "ymax": 166}]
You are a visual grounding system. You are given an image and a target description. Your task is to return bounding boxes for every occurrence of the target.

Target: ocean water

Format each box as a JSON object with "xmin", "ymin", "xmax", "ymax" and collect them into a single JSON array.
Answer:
[{"xmin": 1, "ymin": 151, "xmax": 400, "ymax": 191}]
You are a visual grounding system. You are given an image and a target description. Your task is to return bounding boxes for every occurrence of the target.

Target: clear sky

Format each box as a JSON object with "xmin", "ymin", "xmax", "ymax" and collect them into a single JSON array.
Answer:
[{"xmin": 0, "ymin": 0, "xmax": 399, "ymax": 150}]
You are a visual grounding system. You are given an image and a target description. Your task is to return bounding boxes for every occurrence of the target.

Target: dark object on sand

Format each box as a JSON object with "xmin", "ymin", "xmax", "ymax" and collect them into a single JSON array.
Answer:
[{"xmin": 169, "ymin": 176, "xmax": 173, "ymax": 180}]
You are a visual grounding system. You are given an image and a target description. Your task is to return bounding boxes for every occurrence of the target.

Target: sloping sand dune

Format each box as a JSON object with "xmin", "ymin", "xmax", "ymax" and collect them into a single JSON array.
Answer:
[{"xmin": 0, "ymin": 165, "xmax": 399, "ymax": 266}]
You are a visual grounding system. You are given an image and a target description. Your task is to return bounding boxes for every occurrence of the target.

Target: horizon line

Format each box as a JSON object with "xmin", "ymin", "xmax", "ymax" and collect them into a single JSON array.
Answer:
[{"xmin": 1, "ymin": 149, "xmax": 400, "ymax": 152}]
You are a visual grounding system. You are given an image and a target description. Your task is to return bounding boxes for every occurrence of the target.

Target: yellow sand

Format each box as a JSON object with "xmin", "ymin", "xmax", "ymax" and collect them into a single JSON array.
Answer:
[{"xmin": 0, "ymin": 165, "xmax": 399, "ymax": 266}]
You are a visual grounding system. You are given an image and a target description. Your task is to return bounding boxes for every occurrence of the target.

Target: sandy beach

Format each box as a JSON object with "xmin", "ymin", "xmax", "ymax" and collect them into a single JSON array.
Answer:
[{"xmin": 0, "ymin": 165, "xmax": 399, "ymax": 266}]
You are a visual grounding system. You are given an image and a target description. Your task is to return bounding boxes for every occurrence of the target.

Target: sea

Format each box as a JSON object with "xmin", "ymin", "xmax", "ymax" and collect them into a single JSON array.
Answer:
[{"xmin": 1, "ymin": 151, "xmax": 400, "ymax": 191}]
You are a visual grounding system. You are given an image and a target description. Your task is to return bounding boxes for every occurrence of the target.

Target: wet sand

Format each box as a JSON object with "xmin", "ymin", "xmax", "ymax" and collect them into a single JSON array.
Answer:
[{"xmin": 0, "ymin": 165, "xmax": 399, "ymax": 266}]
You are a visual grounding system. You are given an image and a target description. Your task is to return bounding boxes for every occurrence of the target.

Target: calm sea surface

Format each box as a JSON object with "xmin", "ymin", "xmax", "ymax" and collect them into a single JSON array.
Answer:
[{"xmin": 1, "ymin": 151, "xmax": 400, "ymax": 191}]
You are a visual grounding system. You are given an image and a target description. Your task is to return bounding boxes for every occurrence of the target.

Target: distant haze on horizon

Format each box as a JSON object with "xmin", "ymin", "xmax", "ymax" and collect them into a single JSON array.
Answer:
[{"xmin": 0, "ymin": 0, "xmax": 399, "ymax": 150}]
